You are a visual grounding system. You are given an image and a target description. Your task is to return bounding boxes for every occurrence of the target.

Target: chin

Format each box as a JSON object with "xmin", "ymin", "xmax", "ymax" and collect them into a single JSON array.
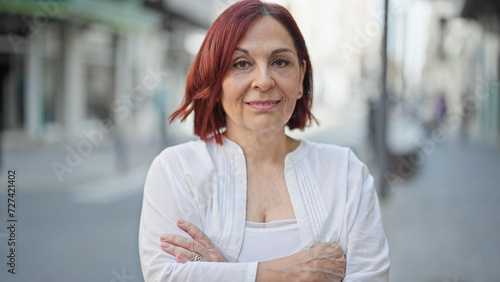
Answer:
[{"xmin": 249, "ymin": 122, "xmax": 287, "ymax": 133}]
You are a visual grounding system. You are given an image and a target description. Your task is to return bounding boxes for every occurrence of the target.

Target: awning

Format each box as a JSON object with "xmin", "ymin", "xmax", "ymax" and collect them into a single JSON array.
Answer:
[{"xmin": 0, "ymin": 0, "xmax": 161, "ymax": 32}]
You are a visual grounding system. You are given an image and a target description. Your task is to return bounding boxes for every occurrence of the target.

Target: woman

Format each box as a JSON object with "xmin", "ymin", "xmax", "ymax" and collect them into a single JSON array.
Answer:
[{"xmin": 139, "ymin": 1, "xmax": 390, "ymax": 281}]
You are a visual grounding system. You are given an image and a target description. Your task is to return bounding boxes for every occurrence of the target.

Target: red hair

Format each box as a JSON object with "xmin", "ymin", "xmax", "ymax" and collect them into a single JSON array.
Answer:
[{"xmin": 169, "ymin": 0, "xmax": 315, "ymax": 145}]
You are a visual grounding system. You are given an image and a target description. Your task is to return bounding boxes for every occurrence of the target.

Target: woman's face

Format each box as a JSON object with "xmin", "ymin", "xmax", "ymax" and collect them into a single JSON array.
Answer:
[{"xmin": 221, "ymin": 16, "xmax": 306, "ymax": 136}]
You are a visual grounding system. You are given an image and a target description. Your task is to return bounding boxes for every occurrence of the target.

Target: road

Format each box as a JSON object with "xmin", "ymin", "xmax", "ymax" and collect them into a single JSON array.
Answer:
[{"xmin": 0, "ymin": 185, "xmax": 145, "ymax": 282}]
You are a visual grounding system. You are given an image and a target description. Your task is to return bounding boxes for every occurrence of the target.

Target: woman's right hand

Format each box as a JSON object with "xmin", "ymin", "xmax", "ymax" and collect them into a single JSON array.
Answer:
[{"xmin": 257, "ymin": 242, "xmax": 346, "ymax": 282}]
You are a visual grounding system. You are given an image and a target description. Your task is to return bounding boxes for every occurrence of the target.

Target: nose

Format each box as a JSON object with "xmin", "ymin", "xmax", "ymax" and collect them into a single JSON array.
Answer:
[{"xmin": 251, "ymin": 64, "xmax": 275, "ymax": 92}]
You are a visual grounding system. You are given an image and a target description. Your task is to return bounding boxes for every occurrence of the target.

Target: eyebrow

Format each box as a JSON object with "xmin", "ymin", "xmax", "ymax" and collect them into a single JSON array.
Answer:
[{"xmin": 234, "ymin": 47, "xmax": 295, "ymax": 56}]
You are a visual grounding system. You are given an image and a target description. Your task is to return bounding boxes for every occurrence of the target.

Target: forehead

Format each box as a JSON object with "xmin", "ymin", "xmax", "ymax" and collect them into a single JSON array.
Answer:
[{"xmin": 236, "ymin": 16, "xmax": 296, "ymax": 53}]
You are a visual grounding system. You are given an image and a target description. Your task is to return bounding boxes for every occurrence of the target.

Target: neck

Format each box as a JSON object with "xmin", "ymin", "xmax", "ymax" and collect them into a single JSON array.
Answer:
[{"xmin": 224, "ymin": 127, "xmax": 298, "ymax": 166}]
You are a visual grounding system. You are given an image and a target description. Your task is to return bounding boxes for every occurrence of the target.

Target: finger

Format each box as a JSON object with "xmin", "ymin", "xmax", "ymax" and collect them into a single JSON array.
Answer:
[
  {"xmin": 177, "ymin": 220, "xmax": 214, "ymax": 249},
  {"xmin": 312, "ymin": 244, "xmax": 346, "ymax": 272},
  {"xmin": 161, "ymin": 241, "xmax": 198, "ymax": 263},
  {"xmin": 313, "ymin": 258, "xmax": 346, "ymax": 279},
  {"xmin": 329, "ymin": 254, "xmax": 346, "ymax": 276},
  {"xmin": 161, "ymin": 234, "xmax": 203, "ymax": 255},
  {"xmin": 318, "ymin": 243, "xmax": 345, "ymax": 260}
]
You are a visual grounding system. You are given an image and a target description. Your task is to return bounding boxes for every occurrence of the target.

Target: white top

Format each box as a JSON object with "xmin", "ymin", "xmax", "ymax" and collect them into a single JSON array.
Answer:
[
  {"xmin": 237, "ymin": 219, "xmax": 303, "ymax": 263},
  {"xmin": 139, "ymin": 137, "xmax": 390, "ymax": 282}
]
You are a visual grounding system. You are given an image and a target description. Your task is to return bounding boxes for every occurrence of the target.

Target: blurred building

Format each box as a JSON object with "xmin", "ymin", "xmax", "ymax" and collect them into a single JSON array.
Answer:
[
  {"xmin": 460, "ymin": 0, "xmax": 500, "ymax": 144},
  {"xmin": 416, "ymin": 0, "xmax": 499, "ymax": 146},
  {"xmin": 0, "ymin": 0, "xmax": 171, "ymax": 147}
]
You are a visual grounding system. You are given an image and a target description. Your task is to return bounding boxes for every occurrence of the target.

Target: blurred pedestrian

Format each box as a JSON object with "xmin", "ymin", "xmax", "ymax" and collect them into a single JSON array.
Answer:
[
  {"xmin": 139, "ymin": 1, "xmax": 389, "ymax": 281},
  {"xmin": 435, "ymin": 92, "xmax": 447, "ymax": 126}
]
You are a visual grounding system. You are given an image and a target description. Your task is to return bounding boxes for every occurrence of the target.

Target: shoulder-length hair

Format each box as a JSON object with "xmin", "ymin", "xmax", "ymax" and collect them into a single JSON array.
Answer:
[{"xmin": 169, "ymin": 0, "xmax": 315, "ymax": 145}]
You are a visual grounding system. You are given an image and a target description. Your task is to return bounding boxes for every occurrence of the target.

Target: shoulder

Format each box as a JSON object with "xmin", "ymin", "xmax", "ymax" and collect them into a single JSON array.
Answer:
[
  {"xmin": 156, "ymin": 139, "xmax": 212, "ymax": 165},
  {"xmin": 144, "ymin": 139, "xmax": 222, "ymax": 199},
  {"xmin": 299, "ymin": 139, "xmax": 372, "ymax": 193},
  {"xmin": 150, "ymin": 139, "xmax": 218, "ymax": 180},
  {"xmin": 159, "ymin": 138, "xmax": 208, "ymax": 157}
]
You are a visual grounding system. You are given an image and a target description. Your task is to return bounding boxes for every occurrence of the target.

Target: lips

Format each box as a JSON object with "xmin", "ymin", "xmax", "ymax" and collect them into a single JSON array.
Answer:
[
  {"xmin": 245, "ymin": 100, "xmax": 280, "ymax": 110},
  {"xmin": 246, "ymin": 100, "xmax": 280, "ymax": 106}
]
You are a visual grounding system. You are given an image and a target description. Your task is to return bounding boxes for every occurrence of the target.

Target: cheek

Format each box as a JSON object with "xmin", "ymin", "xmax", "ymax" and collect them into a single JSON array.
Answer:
[
  {"xmin": 287, "ymin": 99, "xmax": 299, "ymax": 112},
  {"xmin": 222, "ymin": 78, "xmax": 244, "ymax": 102},
  {"xmin": 281, "ymin": 82, "xmax": 301, "ymax": 99},
  {"xmin": 220, "ymin": 87, "xmax": 241, "ymax": 116},
  {"xmin": 277, "ymin": 71, "xmax": 302, "ymax": 91},
  {"xmin": 220, "ymin": 95, "xmax": 234, "ymax": 119}
]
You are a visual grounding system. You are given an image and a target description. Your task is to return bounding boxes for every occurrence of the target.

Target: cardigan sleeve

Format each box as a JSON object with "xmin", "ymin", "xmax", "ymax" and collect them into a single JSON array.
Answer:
[
  {"xmin": 343, "ymin": 150, "xmax": 390, "ymax": 281},
  {"xmin": 138, "ymin": 151, "xmax": 258, "ymax": 282}
]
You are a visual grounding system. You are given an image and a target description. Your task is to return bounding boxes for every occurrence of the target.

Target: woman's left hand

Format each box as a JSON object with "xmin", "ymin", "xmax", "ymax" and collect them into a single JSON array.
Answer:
[{"xmin": 160, "ymin": 220, "xmax": 227, "ymax": 263}]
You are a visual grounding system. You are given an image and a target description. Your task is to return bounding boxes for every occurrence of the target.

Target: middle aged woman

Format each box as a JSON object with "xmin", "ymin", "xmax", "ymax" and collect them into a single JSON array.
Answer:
[{"xmin": 138, "ymin": 1, "xmax": 390, "ymax": 281}]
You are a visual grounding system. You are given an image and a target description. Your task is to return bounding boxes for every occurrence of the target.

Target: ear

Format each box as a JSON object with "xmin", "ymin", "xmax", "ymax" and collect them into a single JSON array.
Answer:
[{"xmin": 298, "ymin": 59, "xmax": 306, "ymax": 99}]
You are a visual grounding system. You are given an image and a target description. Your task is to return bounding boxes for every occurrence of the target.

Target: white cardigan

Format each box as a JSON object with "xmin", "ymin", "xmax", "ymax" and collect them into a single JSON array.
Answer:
[{"xmin": 139, "ymin": 137, "xmax": 390, "ymax": 281}]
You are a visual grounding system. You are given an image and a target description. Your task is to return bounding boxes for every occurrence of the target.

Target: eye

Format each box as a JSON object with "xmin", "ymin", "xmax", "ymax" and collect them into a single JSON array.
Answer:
[
  {"xmin": 233, "ymin": 60, "xmax": 251, "ymax": 69},
  {"xmin": 272, "ymin": 58, "xmax": 290, "ymax": 68}
]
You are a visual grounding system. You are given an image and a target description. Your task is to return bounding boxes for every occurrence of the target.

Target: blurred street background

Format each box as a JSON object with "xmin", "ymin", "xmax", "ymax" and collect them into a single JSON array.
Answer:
[{"xmin": 0, "ymin": 0, "xmax": 499, "ymax": 281}]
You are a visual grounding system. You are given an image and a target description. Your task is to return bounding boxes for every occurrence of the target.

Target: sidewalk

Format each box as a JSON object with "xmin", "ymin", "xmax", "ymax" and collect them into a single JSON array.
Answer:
[
  {"xmin": 380, "ymin": 141, "xmax": 500, "ymax": 281},
  {"xmin": 0, "ymin": 129, "xmax": 194, "ymax": 199}
]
